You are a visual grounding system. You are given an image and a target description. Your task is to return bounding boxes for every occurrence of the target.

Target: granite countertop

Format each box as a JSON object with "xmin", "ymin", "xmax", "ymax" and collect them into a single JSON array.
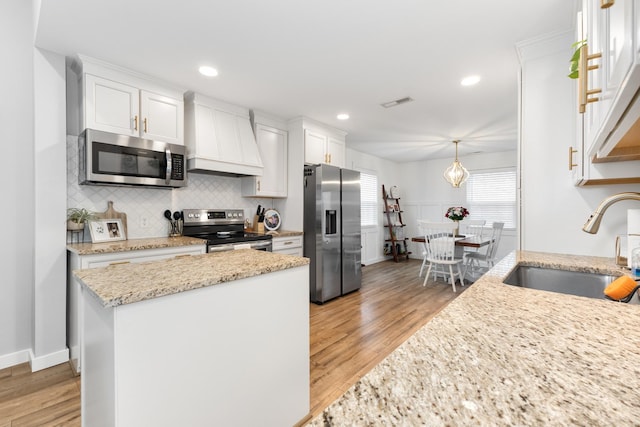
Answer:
[
  {"xmin": 74, "ymin": 249, "xmax": 309, "ymax": 308},
  {"xmin": 67, "ymin": 236, "xmax": 206, "ymax": 255},
  {"xmin": 307, "ymin": 250, "xmax": 640, "ymax": 426}
]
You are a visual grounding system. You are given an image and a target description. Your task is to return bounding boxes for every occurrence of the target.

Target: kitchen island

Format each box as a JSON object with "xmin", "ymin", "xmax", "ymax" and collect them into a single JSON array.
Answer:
[
  {"xmin": 74, "ymin": 249, "xmax": 310, "ymax": 427},
  {"xmin": 307, "ymin": 251, "xmax": 640, "ymax": 425}
]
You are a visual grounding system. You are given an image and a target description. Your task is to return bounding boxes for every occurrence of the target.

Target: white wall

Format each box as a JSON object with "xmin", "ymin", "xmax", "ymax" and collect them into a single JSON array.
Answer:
[
  {"xmin": 345, "ymin": 148, "xmax": 402, "ymax": 265},
  {"xmin": 32, "ymin": 47, "xmax": 68, "ymax": 370},
  {"xmin": 518, "ymin": 31, "xmax": 640, "ymax": 257},
  {"xmin": 0, "ymin": 0, "xmax": 35, "ymax": 369},
  {"xmin": 399, "ymin": 151, "xmax": 518, "ymax": 263}
]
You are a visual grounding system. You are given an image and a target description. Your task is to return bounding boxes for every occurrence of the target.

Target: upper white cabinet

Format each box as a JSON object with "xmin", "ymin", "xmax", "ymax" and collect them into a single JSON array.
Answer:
[
  {"xmin": 304, "ymin": 130, "xmax": 345, "ymax": 168},
  {"xmin": 184, "ymin": 92, "xmax": 263, "ymax": 176},
  {"xmin": 572, "ymin": 0, "xmax": 640, "ymax": 185},
  {"xmin": 242, "ymin": 112, "xmax": 288, "ymax": 197},
  {"xmin": 291, "ymin": 118, "xmax": 346, "ymax": 168},
  {"xmin": 575, "ymin": 1, "xmax": 640, "ymax": 179},
  {"xmin": 70, "ymin": 55, "xmax": 185, "ymax": 145}
]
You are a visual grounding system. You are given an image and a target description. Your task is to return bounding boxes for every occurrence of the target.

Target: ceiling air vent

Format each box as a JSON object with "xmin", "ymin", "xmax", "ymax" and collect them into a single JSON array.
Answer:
[{"xmin": 380, "ymin": 97, "xmax": 414, "ymax": 108}]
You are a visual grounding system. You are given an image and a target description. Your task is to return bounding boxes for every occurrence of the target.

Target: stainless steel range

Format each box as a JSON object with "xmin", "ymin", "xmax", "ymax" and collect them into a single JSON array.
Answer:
[{"xmin": 182, "ymin": 209, "xmax": 272, "ymax": 252}]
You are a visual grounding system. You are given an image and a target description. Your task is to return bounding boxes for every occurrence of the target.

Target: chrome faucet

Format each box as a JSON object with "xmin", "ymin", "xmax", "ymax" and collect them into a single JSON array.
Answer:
[{"xmin": 582, "ymin": 192, "xmax": 640, "ymax": 234}]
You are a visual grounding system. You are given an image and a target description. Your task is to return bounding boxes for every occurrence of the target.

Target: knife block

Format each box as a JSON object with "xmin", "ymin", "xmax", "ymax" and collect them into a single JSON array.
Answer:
[{"xmin": 253, "ymin": 215, "xmax": 265, "ymax": 233}]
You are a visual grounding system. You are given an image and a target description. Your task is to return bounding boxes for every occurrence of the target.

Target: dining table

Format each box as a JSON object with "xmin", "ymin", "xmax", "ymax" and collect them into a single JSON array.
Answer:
[
  {"xmin": 411, "ymin": 234, "xmax": 493, "ymax": 280},
  {"xmin": 411, "ymin": 234, "xmax": 492, "ymax": 252}
]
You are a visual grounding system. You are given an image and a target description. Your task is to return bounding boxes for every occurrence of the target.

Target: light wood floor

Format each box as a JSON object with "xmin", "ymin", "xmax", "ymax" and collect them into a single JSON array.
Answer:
[{"xmin": 0, "ymin": 258, "xmax": 467, "ymax": 426}]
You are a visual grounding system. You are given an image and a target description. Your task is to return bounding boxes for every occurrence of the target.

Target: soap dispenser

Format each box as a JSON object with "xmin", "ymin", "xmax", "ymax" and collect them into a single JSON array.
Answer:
[
  {"xmin": 628, "ymin": 209, "xmax": 640, "ymax": 272},
  {"xmin": 632, "ymin": 246, "xmax": 640, "ymax": 278}
]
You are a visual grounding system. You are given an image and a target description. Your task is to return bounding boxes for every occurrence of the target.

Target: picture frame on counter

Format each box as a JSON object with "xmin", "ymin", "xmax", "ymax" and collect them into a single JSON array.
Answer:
[
  {"xmin": 263, "ymin": 209, "xmax": 281, "ymax": 231},
  {"xmin": 89, "ymin": 218, "xmax": 126, "ymax": 243}
]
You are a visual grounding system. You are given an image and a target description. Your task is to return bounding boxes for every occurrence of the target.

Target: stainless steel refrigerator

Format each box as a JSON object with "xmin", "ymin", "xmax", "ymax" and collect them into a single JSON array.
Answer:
[{"xmin": 304, "ymin": 164, "xmax": 362, "ymax": 303}]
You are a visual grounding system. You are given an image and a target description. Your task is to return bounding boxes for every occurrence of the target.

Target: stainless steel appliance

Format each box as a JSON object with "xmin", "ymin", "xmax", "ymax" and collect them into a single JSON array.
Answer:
[
  {"xmin": 304, "ymin": 164, "xmax": 361, "ymax": 303},
  {"xmin": 182, "ymin": 209, "xmax": 272, "ymax": 252},
  {"xmin": 79, "ymin": 128, "xmax": 186, "ymax": 188}
]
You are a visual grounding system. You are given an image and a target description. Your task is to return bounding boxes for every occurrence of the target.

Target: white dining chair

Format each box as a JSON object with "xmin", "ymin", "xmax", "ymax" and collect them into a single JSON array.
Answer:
[
  {"xmin": 460, "ymin": 219, "xmax": 486, "ymax": 255},
  {"xmin": 418, "ymin": 220, "xmax": 465, "ymax": 292},
  {"xmin": 465, "ymin": 222, "xmax": 505, "ymax": 278},
  {"xmin": 460, "ymin": 219, "xmax": 486, "ymax": 237}
]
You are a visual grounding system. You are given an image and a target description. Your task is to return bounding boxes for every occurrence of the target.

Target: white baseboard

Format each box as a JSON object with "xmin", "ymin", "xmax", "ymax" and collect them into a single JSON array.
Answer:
[
  {"xmin": 363, "ymin": 256, "xmax": 389, "ymax": 265},
  {"xmin": 29, "ymin": 348, "xmax": 69, "ymax": 372},
  {"xmin": 0, "ymin": 349, "xmax": 30, "ymax": 370}
]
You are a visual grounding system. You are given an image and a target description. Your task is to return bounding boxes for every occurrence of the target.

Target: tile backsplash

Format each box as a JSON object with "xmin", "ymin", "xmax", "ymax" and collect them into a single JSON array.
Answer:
[{"xmin": 67, "ymin": 135, "xmax": 274, "ymax": 241}]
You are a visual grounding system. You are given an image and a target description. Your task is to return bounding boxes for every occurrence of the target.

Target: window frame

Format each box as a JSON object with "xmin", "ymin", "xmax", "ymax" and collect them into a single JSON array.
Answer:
[
  {"xmin": 465, "ymin": 167, "xmax": 517, "ymax": 231},
  {"xmin": 358, "ymin": 169, "xmax": 378, "ymax": 230}
]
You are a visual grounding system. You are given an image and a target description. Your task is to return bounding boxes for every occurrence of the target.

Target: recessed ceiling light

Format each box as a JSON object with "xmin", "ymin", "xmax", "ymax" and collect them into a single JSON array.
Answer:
[
  {"xmin": 337, "ymin": 113, "xmax": 350, "ymax": 120},
  {"xmin": 199, "ymin": 66, "xmax": 218, "ymax": 77},
  {"xmin": 461, "ymin": 75, "xmax": 480, "ymax": 86}
]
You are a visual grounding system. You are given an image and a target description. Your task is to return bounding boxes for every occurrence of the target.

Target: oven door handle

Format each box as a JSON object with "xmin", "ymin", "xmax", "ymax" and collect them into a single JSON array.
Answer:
[
  {"xmin": 250, "ymin": 240, "xmax": 272, "ymax": 250},
  {"xmin": 208, "ymin": 244, "xmax": 235, "ymax": 252}
]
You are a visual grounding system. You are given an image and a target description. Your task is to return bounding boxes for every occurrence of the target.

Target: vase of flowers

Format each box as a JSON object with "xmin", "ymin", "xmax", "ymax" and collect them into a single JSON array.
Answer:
[{"xmin": 445, "ymin": 206, "xmax": 470, "ymax": 236}]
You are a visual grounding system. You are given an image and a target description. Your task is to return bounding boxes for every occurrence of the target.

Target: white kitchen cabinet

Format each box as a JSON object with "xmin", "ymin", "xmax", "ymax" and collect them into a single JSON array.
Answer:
[
  {"xmin": 242, "ymin": 117, "xmax": 288, "ymax": 198},
  {"xmin": 81, "ymin": 261, "xmax": 309, "ymax": 427},
  {"xmin": 304, "ymin": 129, "xmax": 346, "ymax": 167},
  {"xmin": 572, "ymin": 0, "xmax": 640, "ymax": 184},
  {"xmin": 72, "ymin": 56, "xmax": 185, "ymax": 145},
  {"xmin": 272, "ymin": 235, "xmax": 303, "ymax": 256},
  {"xmin": 85, "ymin": 74, "xmax": 139, "ymax": 137},
  {"xmin": 571, "ymin": 1, "xmax": 640, "ymax": 185},
  {"xmin": 67, "ymin": 244, "xmax": 206, "ymax": 373},
  {"xmin": 184, "ymin": 92, "xmax": 264, "ymax": 176}
]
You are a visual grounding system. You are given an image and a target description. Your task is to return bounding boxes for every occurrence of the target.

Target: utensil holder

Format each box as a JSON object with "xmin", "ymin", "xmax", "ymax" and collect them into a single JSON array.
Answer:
[{"xmin": 169, "ymin": 219, "xmax": 183, "ymax": 237}]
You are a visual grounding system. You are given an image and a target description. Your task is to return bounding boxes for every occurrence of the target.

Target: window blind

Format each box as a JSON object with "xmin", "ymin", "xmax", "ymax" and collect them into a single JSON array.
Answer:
[
  {"xmin": 360, "ymin": 172, "xmax": 378, "ymax": 227},
  {"xmin": 466, "ymin": 168, "xmax": 516, "ymax": 228}
]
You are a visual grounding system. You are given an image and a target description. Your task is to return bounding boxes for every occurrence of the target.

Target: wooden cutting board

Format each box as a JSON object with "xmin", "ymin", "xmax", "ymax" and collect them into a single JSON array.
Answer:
[{"xmin": 94, "ymin": 201, "xmax": 128, "ymax": 239}]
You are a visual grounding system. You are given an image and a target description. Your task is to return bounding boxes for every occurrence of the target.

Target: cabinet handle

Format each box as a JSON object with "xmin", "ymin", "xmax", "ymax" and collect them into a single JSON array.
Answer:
[
  {"xmin": 257, "ymin": 180, "xmax": 261, "ymax": 191},
  {"xmin": 569, "ymin": 146, "xmax": 578, "ymax": 171},
  {"xmin": 109, "ymin": 260, "xmax": 130, "ymax": 266},
  {"xmin": 143, "ymin": 117, "xmax": 148, "ymax": 133},
  {"xmin": 324, "ymin": 153, "xmax": 328, "ymax": 163},
  {"xmin": 283, "ymin": 241, "xmax": 293, "ymax": 245},
  {"xmin": 134, "ymin": 115, "xmax": 138, "ymax": 131},
  {"xmin": 578, "ymin": 44, "xmax": 602, "ymax": 113},
  {"xmin": 174, "ymin": 254, "xmax": 191, "ymax": 259},
  {"xmin": 601, "ymin": 0, "xmax": 614, "ymax": 8},
  {"xmin": 328, "ymin": 153, "xmax": 332, "ymax": 163}
]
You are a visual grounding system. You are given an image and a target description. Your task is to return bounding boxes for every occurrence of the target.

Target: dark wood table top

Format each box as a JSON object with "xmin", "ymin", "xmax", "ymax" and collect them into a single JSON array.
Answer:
[{"xmin": 411, "ymin": 235, "xmax": 491, "ymax": 249}]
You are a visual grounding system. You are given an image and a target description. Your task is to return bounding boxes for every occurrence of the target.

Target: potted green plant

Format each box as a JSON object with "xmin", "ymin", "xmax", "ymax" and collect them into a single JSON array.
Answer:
[
  {"xmin": 67, "ymin": 207, "xmax": 95, "ymax": 231},
  {"xmin": 568, "ymin": 39, "xmax": 586, "ymax": 79}
]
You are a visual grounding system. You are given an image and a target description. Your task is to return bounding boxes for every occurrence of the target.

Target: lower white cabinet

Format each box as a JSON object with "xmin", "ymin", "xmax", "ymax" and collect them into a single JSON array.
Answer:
[
  {"xmin": 81, "ymin": 264, "xmax": 309, "ymax": 426},
  {"xmin": 272, "ymin": 235, "xmax": 303, "ymax": 256},
  {"xmin": 67, "ymin": 244, "xmax": 206, "ymax": 373}
]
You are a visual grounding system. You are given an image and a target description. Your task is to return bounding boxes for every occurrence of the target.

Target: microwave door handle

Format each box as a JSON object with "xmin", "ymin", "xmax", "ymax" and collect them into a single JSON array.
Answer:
[{"xmin": 165, "ymin": 149, "xmax": 172, "ymax": 184}]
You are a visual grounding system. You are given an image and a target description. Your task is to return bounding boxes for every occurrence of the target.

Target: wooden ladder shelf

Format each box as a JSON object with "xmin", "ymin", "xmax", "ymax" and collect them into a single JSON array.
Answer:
[{"xmin": 382, "ymin": 184, "xmax": 410, "ymax": 262}]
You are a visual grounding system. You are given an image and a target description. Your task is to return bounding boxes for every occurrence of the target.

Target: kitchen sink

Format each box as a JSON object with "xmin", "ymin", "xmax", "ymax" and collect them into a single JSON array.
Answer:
[{"xmin": 504, "ymin": 265, "xmax": 638, "ymax": 304}]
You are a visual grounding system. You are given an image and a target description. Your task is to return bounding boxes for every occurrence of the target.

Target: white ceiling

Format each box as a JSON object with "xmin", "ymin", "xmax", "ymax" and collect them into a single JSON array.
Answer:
[{"xmin": 35, "ymin": 0, "xmax": 576, "ymax": 162}]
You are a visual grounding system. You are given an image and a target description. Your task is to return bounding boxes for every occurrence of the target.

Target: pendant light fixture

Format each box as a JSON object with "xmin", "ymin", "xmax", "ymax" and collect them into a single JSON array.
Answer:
[{"xmin": 443, "ymin": 140, "xmax": 469, "ymax": 188}]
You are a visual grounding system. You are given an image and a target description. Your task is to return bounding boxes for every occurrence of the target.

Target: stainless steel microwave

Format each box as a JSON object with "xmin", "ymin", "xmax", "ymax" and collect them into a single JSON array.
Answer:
[{"xmin": 79, "ymin": 129, "xmax": 186, "ymax": 188}]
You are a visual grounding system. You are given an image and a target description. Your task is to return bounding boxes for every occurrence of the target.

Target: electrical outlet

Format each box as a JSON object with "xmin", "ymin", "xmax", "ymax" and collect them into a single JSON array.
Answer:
[{"xmin": 140, "ymin": 216, "xmax": 149, "ymax": 228}]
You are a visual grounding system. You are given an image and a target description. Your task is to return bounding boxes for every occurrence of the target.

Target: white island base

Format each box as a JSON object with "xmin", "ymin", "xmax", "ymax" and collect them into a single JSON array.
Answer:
[{"xmin": 81, "ymin": 265, "xmax": 309, "ymax": 427}]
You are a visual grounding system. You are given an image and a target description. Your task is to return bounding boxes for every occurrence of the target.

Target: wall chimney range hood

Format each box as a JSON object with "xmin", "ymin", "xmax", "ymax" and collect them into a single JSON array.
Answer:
[{"xmin": 184, "ymin": 92, "xmax": 264, "ymax": 177}]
